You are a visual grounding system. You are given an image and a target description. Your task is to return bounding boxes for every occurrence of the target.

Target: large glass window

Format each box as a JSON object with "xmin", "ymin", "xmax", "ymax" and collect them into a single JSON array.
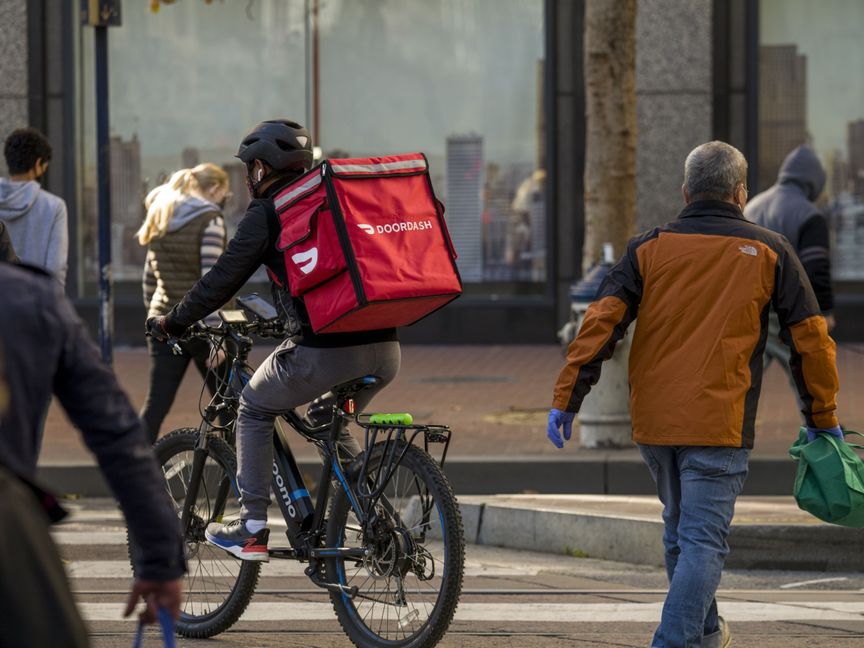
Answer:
[
  {"xmin": 759, "ymin": 0, "xmax": 864, "ymax": 280},
  {"xmin": 77, "ymin": 1, "xmax": 308, "ymax": 292},
  {"xmin": 317, "ymin": 0, "xmax": 546, "ymax": 293},
  {"xmin": 76, "ymin": 0, "xmax": 546, "ymax": 296}
]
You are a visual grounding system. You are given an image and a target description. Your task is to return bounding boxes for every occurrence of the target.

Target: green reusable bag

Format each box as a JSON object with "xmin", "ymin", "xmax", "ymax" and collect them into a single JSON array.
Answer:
[{"xmin": 788, "ymin": 427, "xmax": 864, "ymax": 527}]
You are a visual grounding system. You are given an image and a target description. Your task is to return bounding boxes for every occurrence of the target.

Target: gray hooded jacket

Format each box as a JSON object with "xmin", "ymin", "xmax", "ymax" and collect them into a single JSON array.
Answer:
[
  {"xmin": 744, "ymin": 146, "xmax": 833, "ymax": 312},
  {"xmin": 0, "ymin": 179, "xmax": 68, "ymax": 285}
]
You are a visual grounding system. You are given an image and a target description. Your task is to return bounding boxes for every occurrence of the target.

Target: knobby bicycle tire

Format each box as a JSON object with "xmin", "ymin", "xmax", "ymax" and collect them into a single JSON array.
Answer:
[
  {"xmin": 325, "ymin": 442, "xmax": 465, "ymax": 648},
  {"xmin": 154, "ymin": 428, "xmax": 260, "ymax": 638}
]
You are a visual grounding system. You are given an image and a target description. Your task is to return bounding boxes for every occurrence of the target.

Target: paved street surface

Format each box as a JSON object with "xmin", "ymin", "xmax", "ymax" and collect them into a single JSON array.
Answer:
[{"xmin": 60, "ymin": 499, "xmax": 864, "ymax": 647}]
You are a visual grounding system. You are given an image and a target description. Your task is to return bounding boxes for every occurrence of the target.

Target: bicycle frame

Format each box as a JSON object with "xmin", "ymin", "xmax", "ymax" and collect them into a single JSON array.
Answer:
[{"xmin": 172, "ymin": 319, "xmax": 452, "ymax": 598}]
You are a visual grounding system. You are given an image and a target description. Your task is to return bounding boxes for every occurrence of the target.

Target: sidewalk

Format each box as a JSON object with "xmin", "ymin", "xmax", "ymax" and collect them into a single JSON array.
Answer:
[
  {"xmin": 41, "ymin": 343, "xmax": 864, "ymax": 464},
  {"xmin": 458, "ymin": 494, "xmax": 864, "ymax": 571}
]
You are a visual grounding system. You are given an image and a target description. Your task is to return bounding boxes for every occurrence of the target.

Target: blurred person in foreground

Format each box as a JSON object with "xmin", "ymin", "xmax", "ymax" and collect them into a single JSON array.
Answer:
[
  {"xmin": 547, "ymin": 141, "xmax": 840, "ymax": 647},
  {"xmin": 0, "ymin": 261, "xmax": 185, "ymax": 646}
]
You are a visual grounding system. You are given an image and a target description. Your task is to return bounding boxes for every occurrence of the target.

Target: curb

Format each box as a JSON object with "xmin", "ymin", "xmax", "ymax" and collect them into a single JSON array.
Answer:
[
  {"xmin": 37, "ymin": 456, "xmax": 800, "ymax": 498},
  {"xmin": 457, "ymin": 498, "xmax": 864, "ymax": 572}
]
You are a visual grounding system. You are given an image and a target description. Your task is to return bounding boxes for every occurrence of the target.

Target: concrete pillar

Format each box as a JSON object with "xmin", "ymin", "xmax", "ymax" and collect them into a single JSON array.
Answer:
[
  {"xmin": 635, "ymin": 0, "xmax": 713, "ymax": 230},
  {"xmin": 576, "ymin": 314, "xmax": 634, "ymax": 448},
  {"xmin": 0, "ymin": 0, "xmax": 29, "ymax": 177}
]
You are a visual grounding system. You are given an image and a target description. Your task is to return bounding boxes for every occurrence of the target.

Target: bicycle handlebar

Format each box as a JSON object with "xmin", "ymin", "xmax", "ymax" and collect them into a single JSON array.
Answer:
[{"xmin": 164, "ymin": 317, "xmax": 286, "ymax": 355}]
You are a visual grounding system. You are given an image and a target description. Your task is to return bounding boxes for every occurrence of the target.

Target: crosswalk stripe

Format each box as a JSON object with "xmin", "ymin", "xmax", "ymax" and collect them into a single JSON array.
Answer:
[
  {"xmin": 79, "ymin": 601, "xmax": 864, "ymax": 624},
  {"xmin": 64, "ymin": 560, "xmax": 544, "ymax": 579}
]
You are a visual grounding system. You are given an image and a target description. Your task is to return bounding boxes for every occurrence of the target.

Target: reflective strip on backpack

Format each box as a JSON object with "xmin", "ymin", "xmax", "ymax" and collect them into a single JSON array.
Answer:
[
  {"xmin": 274, "ymin": 173, "xmax": 323, "ymax": 210},
  {"xmin": 329, "ymin": 158, "xmax": 427, "ymax": 175}
]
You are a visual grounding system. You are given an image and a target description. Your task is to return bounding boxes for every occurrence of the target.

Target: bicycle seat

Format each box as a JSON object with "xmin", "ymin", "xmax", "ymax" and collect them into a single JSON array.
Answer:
[{"xmin": 331, "ymin": 375, "xmax": 381, "ymax": 399}]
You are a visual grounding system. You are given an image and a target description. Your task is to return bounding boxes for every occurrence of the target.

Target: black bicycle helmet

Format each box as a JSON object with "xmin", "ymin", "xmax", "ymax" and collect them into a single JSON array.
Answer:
[{"xmin": 235, "ymin": 120, "xmax": 313, "ymax": 172}]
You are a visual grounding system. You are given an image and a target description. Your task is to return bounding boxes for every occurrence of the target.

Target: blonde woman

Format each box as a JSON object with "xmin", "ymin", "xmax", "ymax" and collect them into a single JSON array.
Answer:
[{"xmin": 137, "ymin": 163, "xmax": 230, "ymax": 443}]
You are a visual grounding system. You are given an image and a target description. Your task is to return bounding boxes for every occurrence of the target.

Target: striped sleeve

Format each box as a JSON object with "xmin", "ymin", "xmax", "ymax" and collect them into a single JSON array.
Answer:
[
  {"xmin": 142, "ymin": 250, "xmax": 157, "ymax": 310},
  {"xmin": 552, "ymin": 243, "xmax": 643, "ymax": 412},
  {"xmin": 200, "ymin": 216, "xmax": 226, "ymax": 278},
  {"xmin": 199, "ymin": 216, "xmax": 227, "ymax": 327}
]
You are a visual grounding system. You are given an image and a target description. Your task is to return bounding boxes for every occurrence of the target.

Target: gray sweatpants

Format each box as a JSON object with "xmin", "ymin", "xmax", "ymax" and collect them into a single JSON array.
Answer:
[{"xmin": 236, "ymin": 339, "xmax": 401, "ymax": 520}]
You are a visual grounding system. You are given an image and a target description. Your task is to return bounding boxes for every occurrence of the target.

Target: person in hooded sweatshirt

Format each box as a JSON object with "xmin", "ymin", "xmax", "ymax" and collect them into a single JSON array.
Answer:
[
  {"xmin": 0, "ymin": 128, "xmax": 68, "ymax": 284},
  {"xmin": 745, "ymin": 145, "xmax": 834, "ymax": 392},
  {"xmin": 136, "ymin": 163, "xmax": 231, "ymax": 443}
]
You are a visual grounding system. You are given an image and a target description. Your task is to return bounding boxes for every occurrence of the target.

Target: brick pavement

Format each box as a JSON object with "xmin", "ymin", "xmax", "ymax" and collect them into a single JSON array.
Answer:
[{"xmin": 39, "ymin": 344, "xmax": 864, "ymax": 465}]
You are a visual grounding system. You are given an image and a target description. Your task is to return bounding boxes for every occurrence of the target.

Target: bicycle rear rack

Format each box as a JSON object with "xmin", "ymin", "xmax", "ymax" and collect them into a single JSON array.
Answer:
[{"xmin": 353, "ymin": 418, "xmax": 452, "ymax": 505}]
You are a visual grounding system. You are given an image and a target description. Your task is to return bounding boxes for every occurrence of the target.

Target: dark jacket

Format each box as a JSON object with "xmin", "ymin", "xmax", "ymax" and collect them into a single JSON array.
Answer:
[
  {"xmin": 553, "ymin": 200, "xmax": 838, "ymax": 448},
  {"xmin": 164, "ymin": 182, "xmax": 397, "ymax": 348},
  {"xmin": 744, "ymin": 146, "xmax": 833, "ymax": 312},
  {"xmin": 0, "ymin": 220, "xmax": 18, "ymax": 263},
  {"xmin": 0, "ymin": 263, "xmax": 185, "ymax": 581}
]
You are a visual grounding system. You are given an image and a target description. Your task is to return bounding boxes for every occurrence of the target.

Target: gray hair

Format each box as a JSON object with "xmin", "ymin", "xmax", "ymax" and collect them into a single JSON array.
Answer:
[{"xmin": 683, "ymin": 141, "xmax": 748, "ymax": 201}]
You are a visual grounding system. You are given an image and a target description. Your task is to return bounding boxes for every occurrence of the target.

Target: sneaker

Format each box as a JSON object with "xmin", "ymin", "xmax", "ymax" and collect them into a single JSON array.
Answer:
[
  {"xmin": 702, "ymin": 616, "xmax": 731, "ymax": 648},
  {"xmin": 205, "ymin": 520, "xmax": 270, "ymax": 561},
  {"xmin": 718, "ymin": 616, "xmax": 731, "ymax": 648}
]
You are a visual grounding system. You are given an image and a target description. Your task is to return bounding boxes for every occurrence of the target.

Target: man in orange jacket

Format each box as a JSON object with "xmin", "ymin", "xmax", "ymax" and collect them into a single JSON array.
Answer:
[{"xmin": 548, "ymin": 141, "xmax": 840, "ymax": 648}]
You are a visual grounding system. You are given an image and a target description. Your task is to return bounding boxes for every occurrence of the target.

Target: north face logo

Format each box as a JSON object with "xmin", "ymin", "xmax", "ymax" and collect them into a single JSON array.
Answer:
[
  {"xmin": 738, "ymin": 244, "xmax": 758, "ymax": 257},
  {"xmin": 291, "ymin": 248, "xmax": 318, "ymax": 274}
]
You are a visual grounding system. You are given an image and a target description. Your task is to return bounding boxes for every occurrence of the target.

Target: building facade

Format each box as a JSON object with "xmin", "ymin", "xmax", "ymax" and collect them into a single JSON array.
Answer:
[{"xmin": 2, "ymin": 0, "xmax": 861, "ymax": 343}]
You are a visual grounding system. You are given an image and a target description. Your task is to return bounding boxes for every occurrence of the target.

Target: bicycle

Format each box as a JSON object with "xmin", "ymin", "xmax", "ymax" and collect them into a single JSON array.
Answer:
[{"xmin": 149, "ymin": 295, "xmax": 465, "ymax": 647}]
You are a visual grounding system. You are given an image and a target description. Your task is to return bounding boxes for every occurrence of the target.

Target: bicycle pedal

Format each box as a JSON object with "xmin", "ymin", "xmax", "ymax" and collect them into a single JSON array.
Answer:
[{"xmin": 268, "ymin": 548, "xmax": 297, "ymax": 560}]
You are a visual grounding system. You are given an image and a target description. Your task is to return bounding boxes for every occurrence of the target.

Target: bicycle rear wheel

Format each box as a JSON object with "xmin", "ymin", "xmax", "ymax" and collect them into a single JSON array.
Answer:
[
  {"xmin": 325, "ymin": 443, "xmax": 464, "ymax": 648},
  {"xmin": 154, "ymin": 428, "xmax": 260, "ymax": 638}
]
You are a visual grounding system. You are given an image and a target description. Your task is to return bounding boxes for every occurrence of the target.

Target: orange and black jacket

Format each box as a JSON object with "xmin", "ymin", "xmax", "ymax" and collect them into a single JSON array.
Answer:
[{"xmin": 553, "ymin": 200, "xmax": 839, "ymax": 448}]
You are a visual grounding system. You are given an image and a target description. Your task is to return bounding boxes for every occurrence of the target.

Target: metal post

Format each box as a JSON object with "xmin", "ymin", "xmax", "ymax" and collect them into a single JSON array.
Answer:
[{"xmin": 95, "ymin": 24, "xmax": 113, "ymax": 364}]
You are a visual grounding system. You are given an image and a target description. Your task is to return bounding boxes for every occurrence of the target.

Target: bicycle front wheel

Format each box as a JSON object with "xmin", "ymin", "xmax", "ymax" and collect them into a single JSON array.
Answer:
[
  {"xmin": 154, "ymin": 428, "xmax": 260, "ymax": 638},
  {"xmin": 325, "ymin": 443, "xmax": 465, "ymax": 648}
]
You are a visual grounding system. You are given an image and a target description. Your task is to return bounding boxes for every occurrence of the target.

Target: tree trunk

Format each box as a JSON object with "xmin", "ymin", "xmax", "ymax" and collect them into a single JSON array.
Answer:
[{"xmin": 582, "ymin": 0, "xmax": 637, "ymax": 272}]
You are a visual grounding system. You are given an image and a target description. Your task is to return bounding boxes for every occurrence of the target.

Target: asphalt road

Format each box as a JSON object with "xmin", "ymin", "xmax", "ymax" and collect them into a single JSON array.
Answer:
[{"xmin": 56, "ymin": 499, "xmax": 864, "ymax": 647}]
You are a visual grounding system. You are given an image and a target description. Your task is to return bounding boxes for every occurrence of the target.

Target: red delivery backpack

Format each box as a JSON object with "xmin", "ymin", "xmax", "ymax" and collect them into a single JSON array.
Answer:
[{"xmin": 272, "ymin": 153, "xmax": 462, "ymax": 334}]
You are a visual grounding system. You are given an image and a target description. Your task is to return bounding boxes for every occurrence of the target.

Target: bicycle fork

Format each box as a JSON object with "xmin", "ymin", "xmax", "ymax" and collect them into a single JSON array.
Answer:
[{"xmin": 178, "ymin": 431, "xmax": 235, "ymax": 537}]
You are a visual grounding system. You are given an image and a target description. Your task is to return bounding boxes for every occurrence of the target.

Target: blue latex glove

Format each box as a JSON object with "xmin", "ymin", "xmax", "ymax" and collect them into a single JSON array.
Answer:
[
  {"xmin": 547, "ymin": 408, "xmax": 576, "ymax": 449},
  {"xmin": 806, "ymin": 425, "xmax": 844, "ymax": 443}
]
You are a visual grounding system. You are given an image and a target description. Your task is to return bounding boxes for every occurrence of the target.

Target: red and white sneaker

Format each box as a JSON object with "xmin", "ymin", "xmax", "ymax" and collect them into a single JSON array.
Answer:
[{"xmin": 205, "ymin": 520, "xmax": 269, "ymax": 561}]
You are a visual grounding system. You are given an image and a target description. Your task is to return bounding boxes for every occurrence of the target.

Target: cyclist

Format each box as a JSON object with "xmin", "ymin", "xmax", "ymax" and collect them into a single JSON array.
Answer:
[{"xmin": 146, "ymin": 120, "xmax": 400, "ymax": 560}]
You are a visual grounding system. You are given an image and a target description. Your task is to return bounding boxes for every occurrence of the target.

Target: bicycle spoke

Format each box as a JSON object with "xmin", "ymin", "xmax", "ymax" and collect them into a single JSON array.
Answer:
[{"xmin": 330, "ymin": 446, "xmax": 462, "ymax": 643}]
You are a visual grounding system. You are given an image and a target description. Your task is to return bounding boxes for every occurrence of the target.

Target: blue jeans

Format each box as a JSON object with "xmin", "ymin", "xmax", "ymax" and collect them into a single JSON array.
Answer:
[{"xmin": 638, "ymin": 444, "xmax": 750, "ymax": 648}]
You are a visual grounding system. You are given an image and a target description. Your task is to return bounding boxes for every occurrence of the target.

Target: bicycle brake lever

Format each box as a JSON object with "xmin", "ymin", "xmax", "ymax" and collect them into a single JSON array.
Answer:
[{"xmin": 167, "ymin": 337, "xmax": 183, "ymax": 356}]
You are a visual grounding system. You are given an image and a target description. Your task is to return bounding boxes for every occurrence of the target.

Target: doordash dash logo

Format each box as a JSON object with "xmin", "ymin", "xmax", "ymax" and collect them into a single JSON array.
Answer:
[
  {"xmin": 356, "ymin": 220, "xmax": 434, "ymax": 235},
  {"xmin": 291, "ymin": 248, "xmax": 318, "ymax": 274}
]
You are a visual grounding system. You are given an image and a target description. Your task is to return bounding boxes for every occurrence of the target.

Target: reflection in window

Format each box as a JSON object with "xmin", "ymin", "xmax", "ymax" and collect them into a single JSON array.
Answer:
[
  {"xmin": 78, "ymin": 1, "xmax": 306, "ymax": 288},
  {"xmin": 759, "ymin": 0, "xmax": 864, "ymax": 280},
  {"xmin": 77, "ymin": 0, "xmax": 546, "ymax": 293},
  {"xmin": 317, "ymin": 0, "xmax": 546, "ymax": 287}
]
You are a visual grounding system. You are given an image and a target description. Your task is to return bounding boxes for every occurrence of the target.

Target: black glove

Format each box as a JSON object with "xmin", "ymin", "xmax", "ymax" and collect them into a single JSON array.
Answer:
[{"xmin": 145, "ymin": 316, "xmax": 169, "ymax": 341}]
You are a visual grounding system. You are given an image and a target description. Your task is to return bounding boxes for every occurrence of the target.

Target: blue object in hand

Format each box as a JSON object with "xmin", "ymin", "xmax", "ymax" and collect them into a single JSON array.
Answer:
[
  {"xmin": 806, "ymin": 425, "xmax": 844, "ymax": 443},
  {"xmin": 547, "ymin": 408, "xmax": 576, "ymax": 449}
]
